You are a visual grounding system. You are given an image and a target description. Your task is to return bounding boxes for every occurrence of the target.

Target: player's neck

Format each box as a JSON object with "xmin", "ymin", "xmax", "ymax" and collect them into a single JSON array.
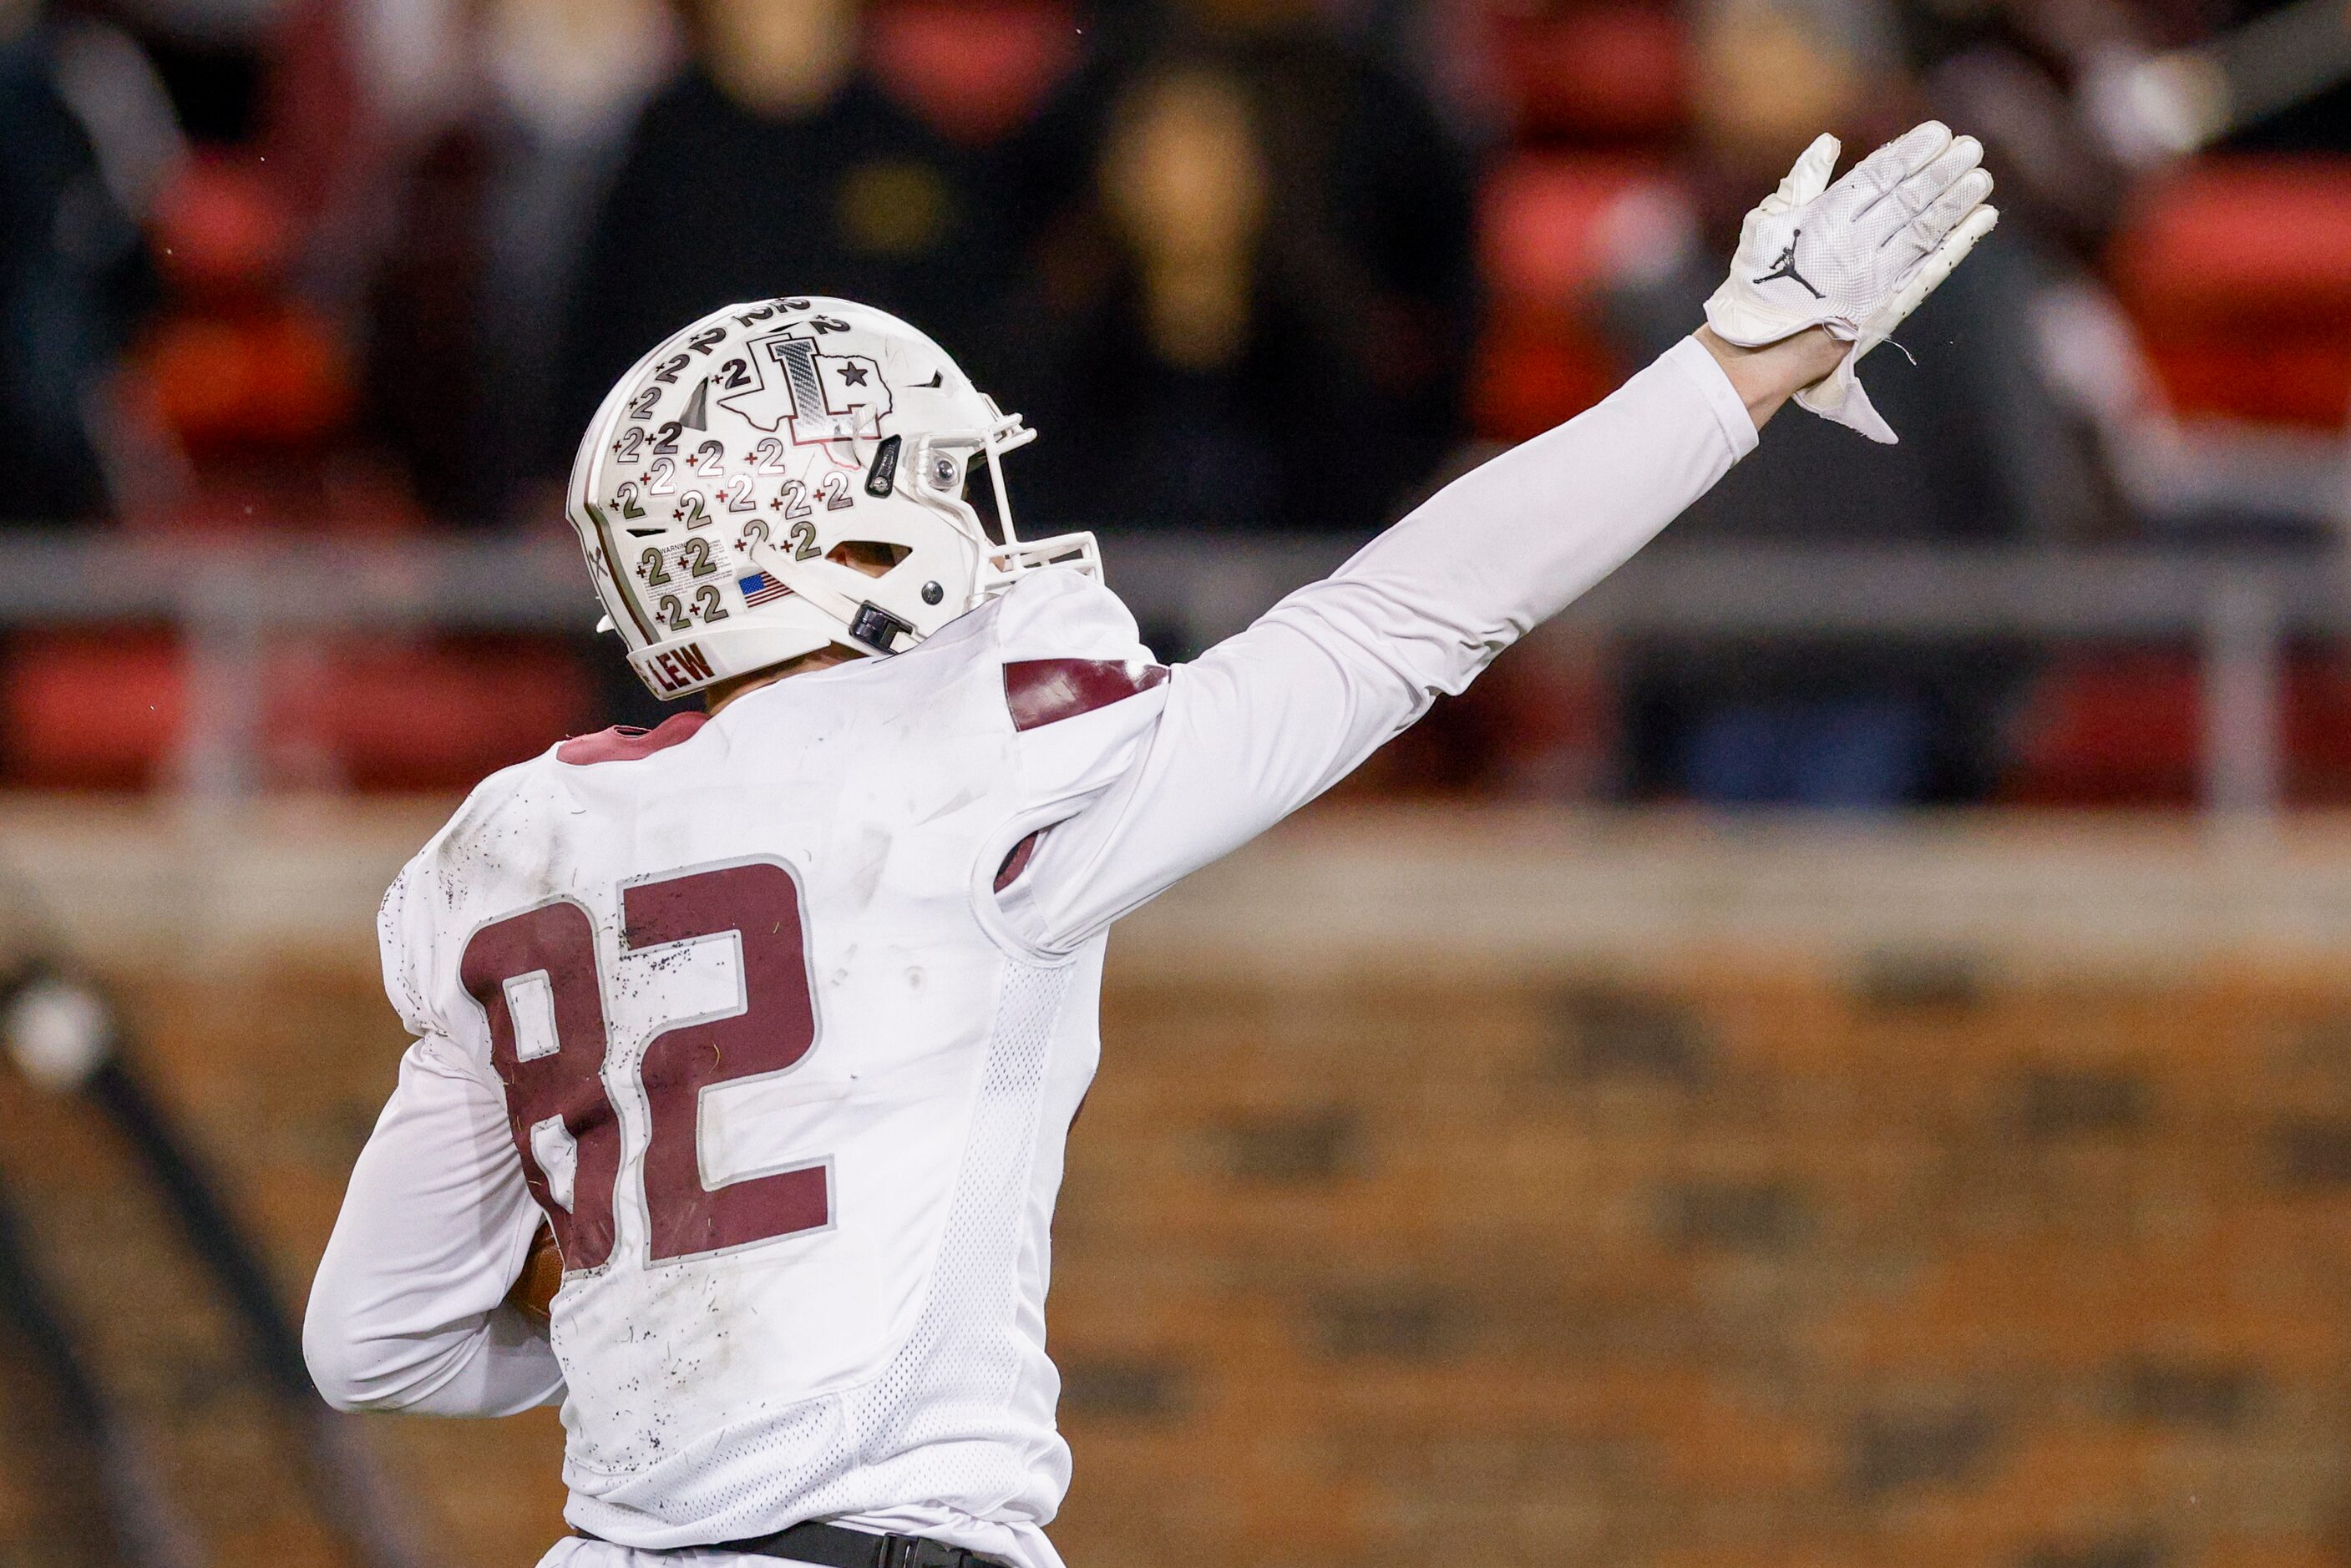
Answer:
[{"xmin": 705, "ymin": 645, "xmax": 862, "ymax": 715}]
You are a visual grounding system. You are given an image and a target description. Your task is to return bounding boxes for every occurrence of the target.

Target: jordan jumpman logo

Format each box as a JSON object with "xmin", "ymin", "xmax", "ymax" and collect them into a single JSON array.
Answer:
[{"xmin": 1755, "ymin": 232, "xmax": 1826, "ymax": 300}]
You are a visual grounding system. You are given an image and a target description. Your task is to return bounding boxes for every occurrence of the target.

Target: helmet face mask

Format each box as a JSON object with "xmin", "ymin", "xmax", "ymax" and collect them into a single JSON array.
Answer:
[{"xmin": 565, "ymin": 297, "xmax": 1099, "ymax": 701}]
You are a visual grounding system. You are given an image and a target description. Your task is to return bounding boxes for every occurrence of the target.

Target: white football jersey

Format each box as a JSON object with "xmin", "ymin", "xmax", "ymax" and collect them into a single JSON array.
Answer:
[
  {"xmin": 378, "ymin": 570, "xmax": 1171, "ymax": 1553},
  {"xmin": 307, "ymin": 337, "xmax": 1761, "ymax": 1568}
]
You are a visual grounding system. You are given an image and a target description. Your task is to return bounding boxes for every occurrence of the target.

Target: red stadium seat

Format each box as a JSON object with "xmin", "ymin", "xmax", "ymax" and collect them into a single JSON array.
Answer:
[
  {"xmin": 266, "ymin": 637, "xmax": 598, "ymax": 792},
  {"xmin": 2003, "ymin": 650, "xmax": 2351, "ymax": 808},
  {"xmin": 1472, "ymin": 154, "xmax": 1685, "ymax": 438},
  {"xmin": 2282, "ymin": 656, "xmax": 2351, "ymax": 807},
  {"xmin": 2, "ymin": 630, "xmax": 187, "ymax": 791},
  {"xmin": 865, "ymin": 0, "xmax": 1082, "ymax": 144},
  {"xmin": 2002, "ymin": 653, "xmax": 2203, "ymax": 808},
  {"xmin": 1472, "ymin": 304, "xmax": 1624, "ymax": 442},
  {"xmin": 1480, "ymin": 154, "xmax": 1686, "ymax": 305},
  {"xmin": 1484, "ymin": 3, "xmax": 1687, "ymax": 144},
  {"xmin": 139, "ymin": 309, "xmax": 354, "ymax": 453},
  {"xmin": 2110, "ymin": 157, "xmax": 2351, "ymax": 429},
  {"xmin": 149, "ymin": 158, "xmax": 295, "ymax": 295},
  {"xmin": 2, "ymin": 634, "xmax": 595, "ymax": 793},
  {"xmin": 134, "ymin": 157, "xmax": 357, "ymax": 458}
]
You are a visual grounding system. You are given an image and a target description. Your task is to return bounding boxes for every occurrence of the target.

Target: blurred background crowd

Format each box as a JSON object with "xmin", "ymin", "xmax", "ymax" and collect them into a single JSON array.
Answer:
[{"xmin": 0, "ymin": 0, "xmax": 2348, "ymax": 806}]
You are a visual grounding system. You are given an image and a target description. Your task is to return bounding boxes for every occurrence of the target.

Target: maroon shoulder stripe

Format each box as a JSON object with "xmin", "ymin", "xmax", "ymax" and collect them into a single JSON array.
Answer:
[
  {"xmin": 557, "ymin": 711, "xmax": 708, "ymax": 765},
  {"xmin": 1004, "ymin": 659, "xmax": 1169, "ymax": 731}
]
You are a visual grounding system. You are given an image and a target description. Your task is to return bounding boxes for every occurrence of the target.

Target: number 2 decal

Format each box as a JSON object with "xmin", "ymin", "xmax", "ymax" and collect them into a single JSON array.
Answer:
[{"xmin": 463, "ymin": 863, "xmax": 828, "ymax": 1271}]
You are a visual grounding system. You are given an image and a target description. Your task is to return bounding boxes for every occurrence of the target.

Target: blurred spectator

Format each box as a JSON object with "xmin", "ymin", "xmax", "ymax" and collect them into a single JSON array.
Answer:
[
  {"xmin": 79, "ymin": 0, "xmax": 472, "ymax": 531},
  {"xmin": 0, "ymin": 1, "xmax": 167, "ymax": 525},
  {"xmin": 365, "ymin": 0, "xmax": 679, "ymax": 522},
  {"xmin": 554, "ymin": 0, "xmax": 1093, "ymax": 464},
  {"xmin": 1897, "ymin": 0, "xmax": 2351, "ymax": 556},
  {"xmin": 2213, "ymin": 0, "xmax": 2351, "ymax": 154},
  {"xmin": 1016, "ymin": 0, "xmax": 1476, "ymax": 537},
  {"xmin": 107, "ymin": 0, "xmax": 271, "ymax": 141},
  {"xmin": 1897, "ymin": 0, "xmax": 2144, "ymax": 249},
  {"xmin": 1599, "ymin": 0, "xmax": 2101, "ymax": 807}
]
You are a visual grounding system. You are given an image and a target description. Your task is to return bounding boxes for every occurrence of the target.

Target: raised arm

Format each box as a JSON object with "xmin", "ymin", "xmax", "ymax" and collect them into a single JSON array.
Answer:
[{"xmin": 1000, "ymin": 124, "xmax": 1996, "ymax": 953}]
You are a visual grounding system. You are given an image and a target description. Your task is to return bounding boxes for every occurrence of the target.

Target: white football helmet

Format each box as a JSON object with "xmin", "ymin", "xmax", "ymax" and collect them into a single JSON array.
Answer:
[{"xmin": 565, "ymin": 296, "xmax": 1101, "ymax": 699}]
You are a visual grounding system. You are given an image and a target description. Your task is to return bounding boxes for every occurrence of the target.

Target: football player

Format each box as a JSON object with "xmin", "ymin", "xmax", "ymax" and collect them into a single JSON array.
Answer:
[{"xmin": 306, "ymin": 124, "xmax": 1994, "ymax": 1568}]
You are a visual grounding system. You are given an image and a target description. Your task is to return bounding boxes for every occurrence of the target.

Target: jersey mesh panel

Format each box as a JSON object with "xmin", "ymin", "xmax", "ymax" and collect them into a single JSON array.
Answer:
[{"xmin": 669, "ymin": 959, "xmax": 1072, "ymax": 1528}]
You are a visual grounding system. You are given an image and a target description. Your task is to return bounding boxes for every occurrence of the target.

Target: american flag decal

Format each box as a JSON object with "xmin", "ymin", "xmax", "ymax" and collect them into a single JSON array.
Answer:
[{"xmin": 738, "ymin": 571, "xmax": 790, "ymax": 608}]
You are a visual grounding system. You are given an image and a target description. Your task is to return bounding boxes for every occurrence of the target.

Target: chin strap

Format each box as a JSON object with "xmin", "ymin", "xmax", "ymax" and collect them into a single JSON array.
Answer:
[{"xmin": 742, "ymin": 538, "xmax": 920, "ymax": 655}]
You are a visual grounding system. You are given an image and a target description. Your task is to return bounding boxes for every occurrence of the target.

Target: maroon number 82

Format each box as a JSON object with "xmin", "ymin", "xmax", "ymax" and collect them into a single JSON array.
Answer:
[{"xmin": 459, "ymin": 860, "xmax": 829, "ymax": 1272}]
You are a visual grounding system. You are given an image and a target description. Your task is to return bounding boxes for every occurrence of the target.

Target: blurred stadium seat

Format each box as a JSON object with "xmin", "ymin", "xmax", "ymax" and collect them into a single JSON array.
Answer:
[
  {"xmin": 1482, "ymin": 3, "xmax": 1687, "ymax": 144},
  {"xmin": 2110, "ymin": 157, "xmax": 2351, "ymax": 429},
  {"xmin": 2005, "ymin": 650, "xmax": 2351, "ymax": 809},
  {"xmin": 263, "ymin": 638, "xmax": 596, "ymax": 792},
  {"xmin": 1472, "ymin": 154, "xmax": 1682, "ymax": 439},
  {"xmin": 0, "ymin": 630, "xmax": 185, "ymax": 792},
  {"xmin": 864, "ymin": 0, "xmax": 1083, "ymax": 144},
  {"xmin": 1, "ymin": 635, "xmax": 592, "ymax": 792},
  {"xmin": 135, "ymin": 158, "xmax": 353, "ymax": 456},
  {"xmin": 139, "ymin": 310, "xmax": 352, "ymax": 454},
  {"xmin": 2002, "ymin": 652, "xmax": 2206, "ymax": 809},
  {"xmin": 1479, "ymin": 155, "xmax": 1684, "ymax": 305}
]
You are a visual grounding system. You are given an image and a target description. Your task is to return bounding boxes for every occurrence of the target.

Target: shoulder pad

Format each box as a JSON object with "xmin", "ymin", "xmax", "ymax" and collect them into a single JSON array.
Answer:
[{"xmin": 993, "ymin": 568, "xmax": 1153, "ymax": 667}]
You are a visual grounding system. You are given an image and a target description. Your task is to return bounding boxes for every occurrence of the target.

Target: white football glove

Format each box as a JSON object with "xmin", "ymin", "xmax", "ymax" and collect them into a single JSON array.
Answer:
[{"xmin": 1705, "ymin": 121, "xmax": 1999, "ymax": 444}]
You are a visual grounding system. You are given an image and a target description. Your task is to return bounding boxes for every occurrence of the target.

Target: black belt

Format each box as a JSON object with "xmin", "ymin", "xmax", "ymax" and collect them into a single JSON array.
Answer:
[{"xmin": 578, "ymin": 1520, "xmax": 1015, "ymax": 1567}]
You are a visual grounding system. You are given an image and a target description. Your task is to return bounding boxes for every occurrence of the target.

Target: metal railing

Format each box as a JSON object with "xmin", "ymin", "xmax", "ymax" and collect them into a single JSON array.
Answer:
[{"xmin": 3, "ymin": 530, "xmax": 2347, "ymax": 813}]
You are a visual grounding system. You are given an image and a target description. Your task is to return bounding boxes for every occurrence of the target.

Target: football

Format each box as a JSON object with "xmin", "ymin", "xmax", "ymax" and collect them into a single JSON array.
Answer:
[{"xmin": 508, "ymin": 1226, "xmax": 560, "ymax": 1325}]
